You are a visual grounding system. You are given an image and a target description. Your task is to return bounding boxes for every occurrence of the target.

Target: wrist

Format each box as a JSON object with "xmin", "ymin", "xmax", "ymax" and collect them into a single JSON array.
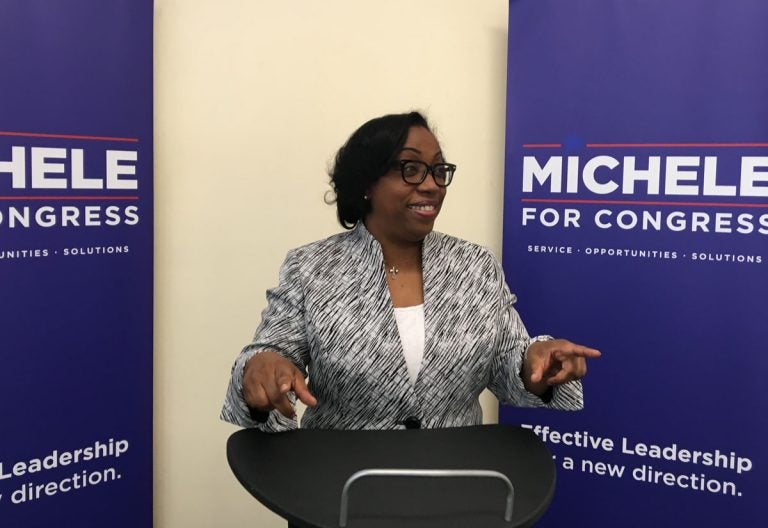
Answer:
[{"xmin": 522, "ymin": 338, "xmax": 553, "ymax": 397}]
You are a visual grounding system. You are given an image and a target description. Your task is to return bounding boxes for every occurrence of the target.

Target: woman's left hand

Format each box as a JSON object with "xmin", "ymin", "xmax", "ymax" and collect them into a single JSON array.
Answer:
[{"xmin": 522, "ymin": 339, "xmax": 601, "ymax": 396}]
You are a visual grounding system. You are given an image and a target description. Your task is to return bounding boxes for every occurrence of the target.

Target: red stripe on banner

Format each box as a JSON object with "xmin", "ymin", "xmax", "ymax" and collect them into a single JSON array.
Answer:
[
  {"xmin": 585, "ymin": 142, "xmax": 768, "ymax": 148},
  {"xmin": 520, "ymin": 198, "xmax": 768, "ymax": 208},
  {"xmin": 0, "ymin": 196, "xmax": 139, "ymax": 201},
  {"xmin": 0, "ymin": 131, "xmax": 139, "ymax": 142}
]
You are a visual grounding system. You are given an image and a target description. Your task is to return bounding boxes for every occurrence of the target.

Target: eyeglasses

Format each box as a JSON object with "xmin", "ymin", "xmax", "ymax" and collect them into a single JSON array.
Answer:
[{"xmin": 393, "ymin": 160, "xmax": 457, "ymax": 187}]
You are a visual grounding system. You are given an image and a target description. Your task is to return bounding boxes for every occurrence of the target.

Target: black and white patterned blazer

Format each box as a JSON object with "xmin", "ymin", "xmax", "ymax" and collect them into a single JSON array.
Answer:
[{"xmin": 221, "ymin": 223, "xmax": 583, "ymax": 431}]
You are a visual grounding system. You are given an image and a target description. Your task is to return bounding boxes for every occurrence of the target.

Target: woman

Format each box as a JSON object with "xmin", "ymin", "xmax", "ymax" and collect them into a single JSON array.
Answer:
[{"xmin": 221, "ymin": 112, "xmax": 599, "ymax": 431}]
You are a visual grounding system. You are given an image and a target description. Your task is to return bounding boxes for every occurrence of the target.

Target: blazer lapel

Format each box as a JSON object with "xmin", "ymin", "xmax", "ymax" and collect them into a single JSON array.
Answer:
[
  {"xmin": 353, "ymin": 224, "xmax": 414, "ymax": 397},
  {"xmin": 414, "ymin": 231, "xmax": 438, "ymax": 391}
]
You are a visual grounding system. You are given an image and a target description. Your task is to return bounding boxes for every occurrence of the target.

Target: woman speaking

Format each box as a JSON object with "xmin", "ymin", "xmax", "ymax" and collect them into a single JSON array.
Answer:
[{"xmin": 221, "ymin": 111, "xmax": 600, "ymax": 431}]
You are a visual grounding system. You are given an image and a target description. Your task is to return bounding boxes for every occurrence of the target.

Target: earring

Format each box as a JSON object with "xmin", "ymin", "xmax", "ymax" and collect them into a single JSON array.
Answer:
[{"xmin": 363, "ymin": 194, "xmax": 369, "ymax": 200}]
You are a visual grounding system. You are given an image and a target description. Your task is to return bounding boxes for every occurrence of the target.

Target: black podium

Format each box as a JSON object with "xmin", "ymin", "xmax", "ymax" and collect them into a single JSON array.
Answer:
[{"xmin": 227, "ymin": 424, "xmax": 555, "ymax": 528}]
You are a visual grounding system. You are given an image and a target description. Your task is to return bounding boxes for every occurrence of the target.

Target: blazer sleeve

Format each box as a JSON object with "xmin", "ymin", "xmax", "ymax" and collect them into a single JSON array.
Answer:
[
  {"xmin": 486, "ymin": 256, "xmax": 584, "ymax": 411},
  {"xmin": 220, "ymin": 249, "xmax": 311, "ymax": 431}
]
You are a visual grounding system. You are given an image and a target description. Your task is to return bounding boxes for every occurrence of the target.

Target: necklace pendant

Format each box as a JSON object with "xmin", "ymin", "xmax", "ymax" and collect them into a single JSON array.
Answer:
[{"xmin": 387, "ymin": 265, "xmax": 399, "ymax": 278}]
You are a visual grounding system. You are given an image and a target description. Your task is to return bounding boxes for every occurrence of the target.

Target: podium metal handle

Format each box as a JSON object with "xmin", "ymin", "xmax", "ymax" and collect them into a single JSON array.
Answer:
[{"xmin": 338, "ymin": 468, "xmax": 515, "ymax": 527}]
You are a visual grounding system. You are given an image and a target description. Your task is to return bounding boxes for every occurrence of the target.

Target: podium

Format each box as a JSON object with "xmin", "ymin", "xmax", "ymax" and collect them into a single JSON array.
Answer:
[{"xmin": 227, "ymin": 424, "xmax": 555, "ymax": 528}]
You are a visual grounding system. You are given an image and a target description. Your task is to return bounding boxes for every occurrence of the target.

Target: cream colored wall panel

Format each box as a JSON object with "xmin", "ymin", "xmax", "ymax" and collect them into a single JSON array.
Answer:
[{"xmin": 155, "ymin": 1, "xmax": 509, "ymax": 527}]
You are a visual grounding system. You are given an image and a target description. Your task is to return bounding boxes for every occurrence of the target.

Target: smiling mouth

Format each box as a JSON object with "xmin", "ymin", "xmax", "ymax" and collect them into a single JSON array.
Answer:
[{"xmin": 408, "ymin": 204, "xmax": 437, "ymax": 212}]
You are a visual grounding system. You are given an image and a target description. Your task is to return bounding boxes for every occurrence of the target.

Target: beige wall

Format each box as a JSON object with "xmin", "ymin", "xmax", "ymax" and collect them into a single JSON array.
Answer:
[{"xmin": 154, "ymin": 1, "xmax": 510, "ymax": 526}]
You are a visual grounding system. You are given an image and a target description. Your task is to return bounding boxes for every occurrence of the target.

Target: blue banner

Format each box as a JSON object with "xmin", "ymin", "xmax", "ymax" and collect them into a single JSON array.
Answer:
[
  {"xmin": 500, "ymin": 1, "xmax": 767, "ymax": 525},
  {"xmin": 0, "ymin": 2, "xmax": 153, "ymax": 527}
]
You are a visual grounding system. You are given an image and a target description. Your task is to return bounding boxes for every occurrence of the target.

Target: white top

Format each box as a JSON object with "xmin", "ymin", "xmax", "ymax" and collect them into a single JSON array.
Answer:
[{"xmin": 393, "ymin": 304, "xmax": 425, "ymax": 385}]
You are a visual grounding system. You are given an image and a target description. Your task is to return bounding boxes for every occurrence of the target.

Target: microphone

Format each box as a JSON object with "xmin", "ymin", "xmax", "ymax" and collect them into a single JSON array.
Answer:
[{"xmin": 403, "ymin": 416, "xmax": 421, "ymax": 429}]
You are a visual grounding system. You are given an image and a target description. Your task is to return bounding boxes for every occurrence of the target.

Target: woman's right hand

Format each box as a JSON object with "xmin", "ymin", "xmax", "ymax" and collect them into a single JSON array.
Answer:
[{"xmin": 243, "ymin": 351, "xmax": 317, "ymax": 419}]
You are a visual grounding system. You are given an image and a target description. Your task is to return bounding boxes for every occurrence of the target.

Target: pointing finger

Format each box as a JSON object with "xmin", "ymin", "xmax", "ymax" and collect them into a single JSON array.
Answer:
[
  {"xmin": 292, "ymin": 372, "xmax": 318, "ymax": 407},
  {"xmin": 554, "ymin": 345, "xmax": 601, "ymax": 360}
]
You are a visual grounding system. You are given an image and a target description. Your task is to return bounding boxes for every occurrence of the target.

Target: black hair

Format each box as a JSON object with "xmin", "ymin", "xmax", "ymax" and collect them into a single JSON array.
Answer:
[{"xmin": 327, "ymin": 111, "xmax": 431, "ymax": 229}]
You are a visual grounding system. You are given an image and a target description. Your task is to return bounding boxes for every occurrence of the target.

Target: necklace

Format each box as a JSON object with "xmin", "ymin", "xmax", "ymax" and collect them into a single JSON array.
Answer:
[{"xmin": 386, "ymin": 264, "xmax": 399, "ymax": 278}]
